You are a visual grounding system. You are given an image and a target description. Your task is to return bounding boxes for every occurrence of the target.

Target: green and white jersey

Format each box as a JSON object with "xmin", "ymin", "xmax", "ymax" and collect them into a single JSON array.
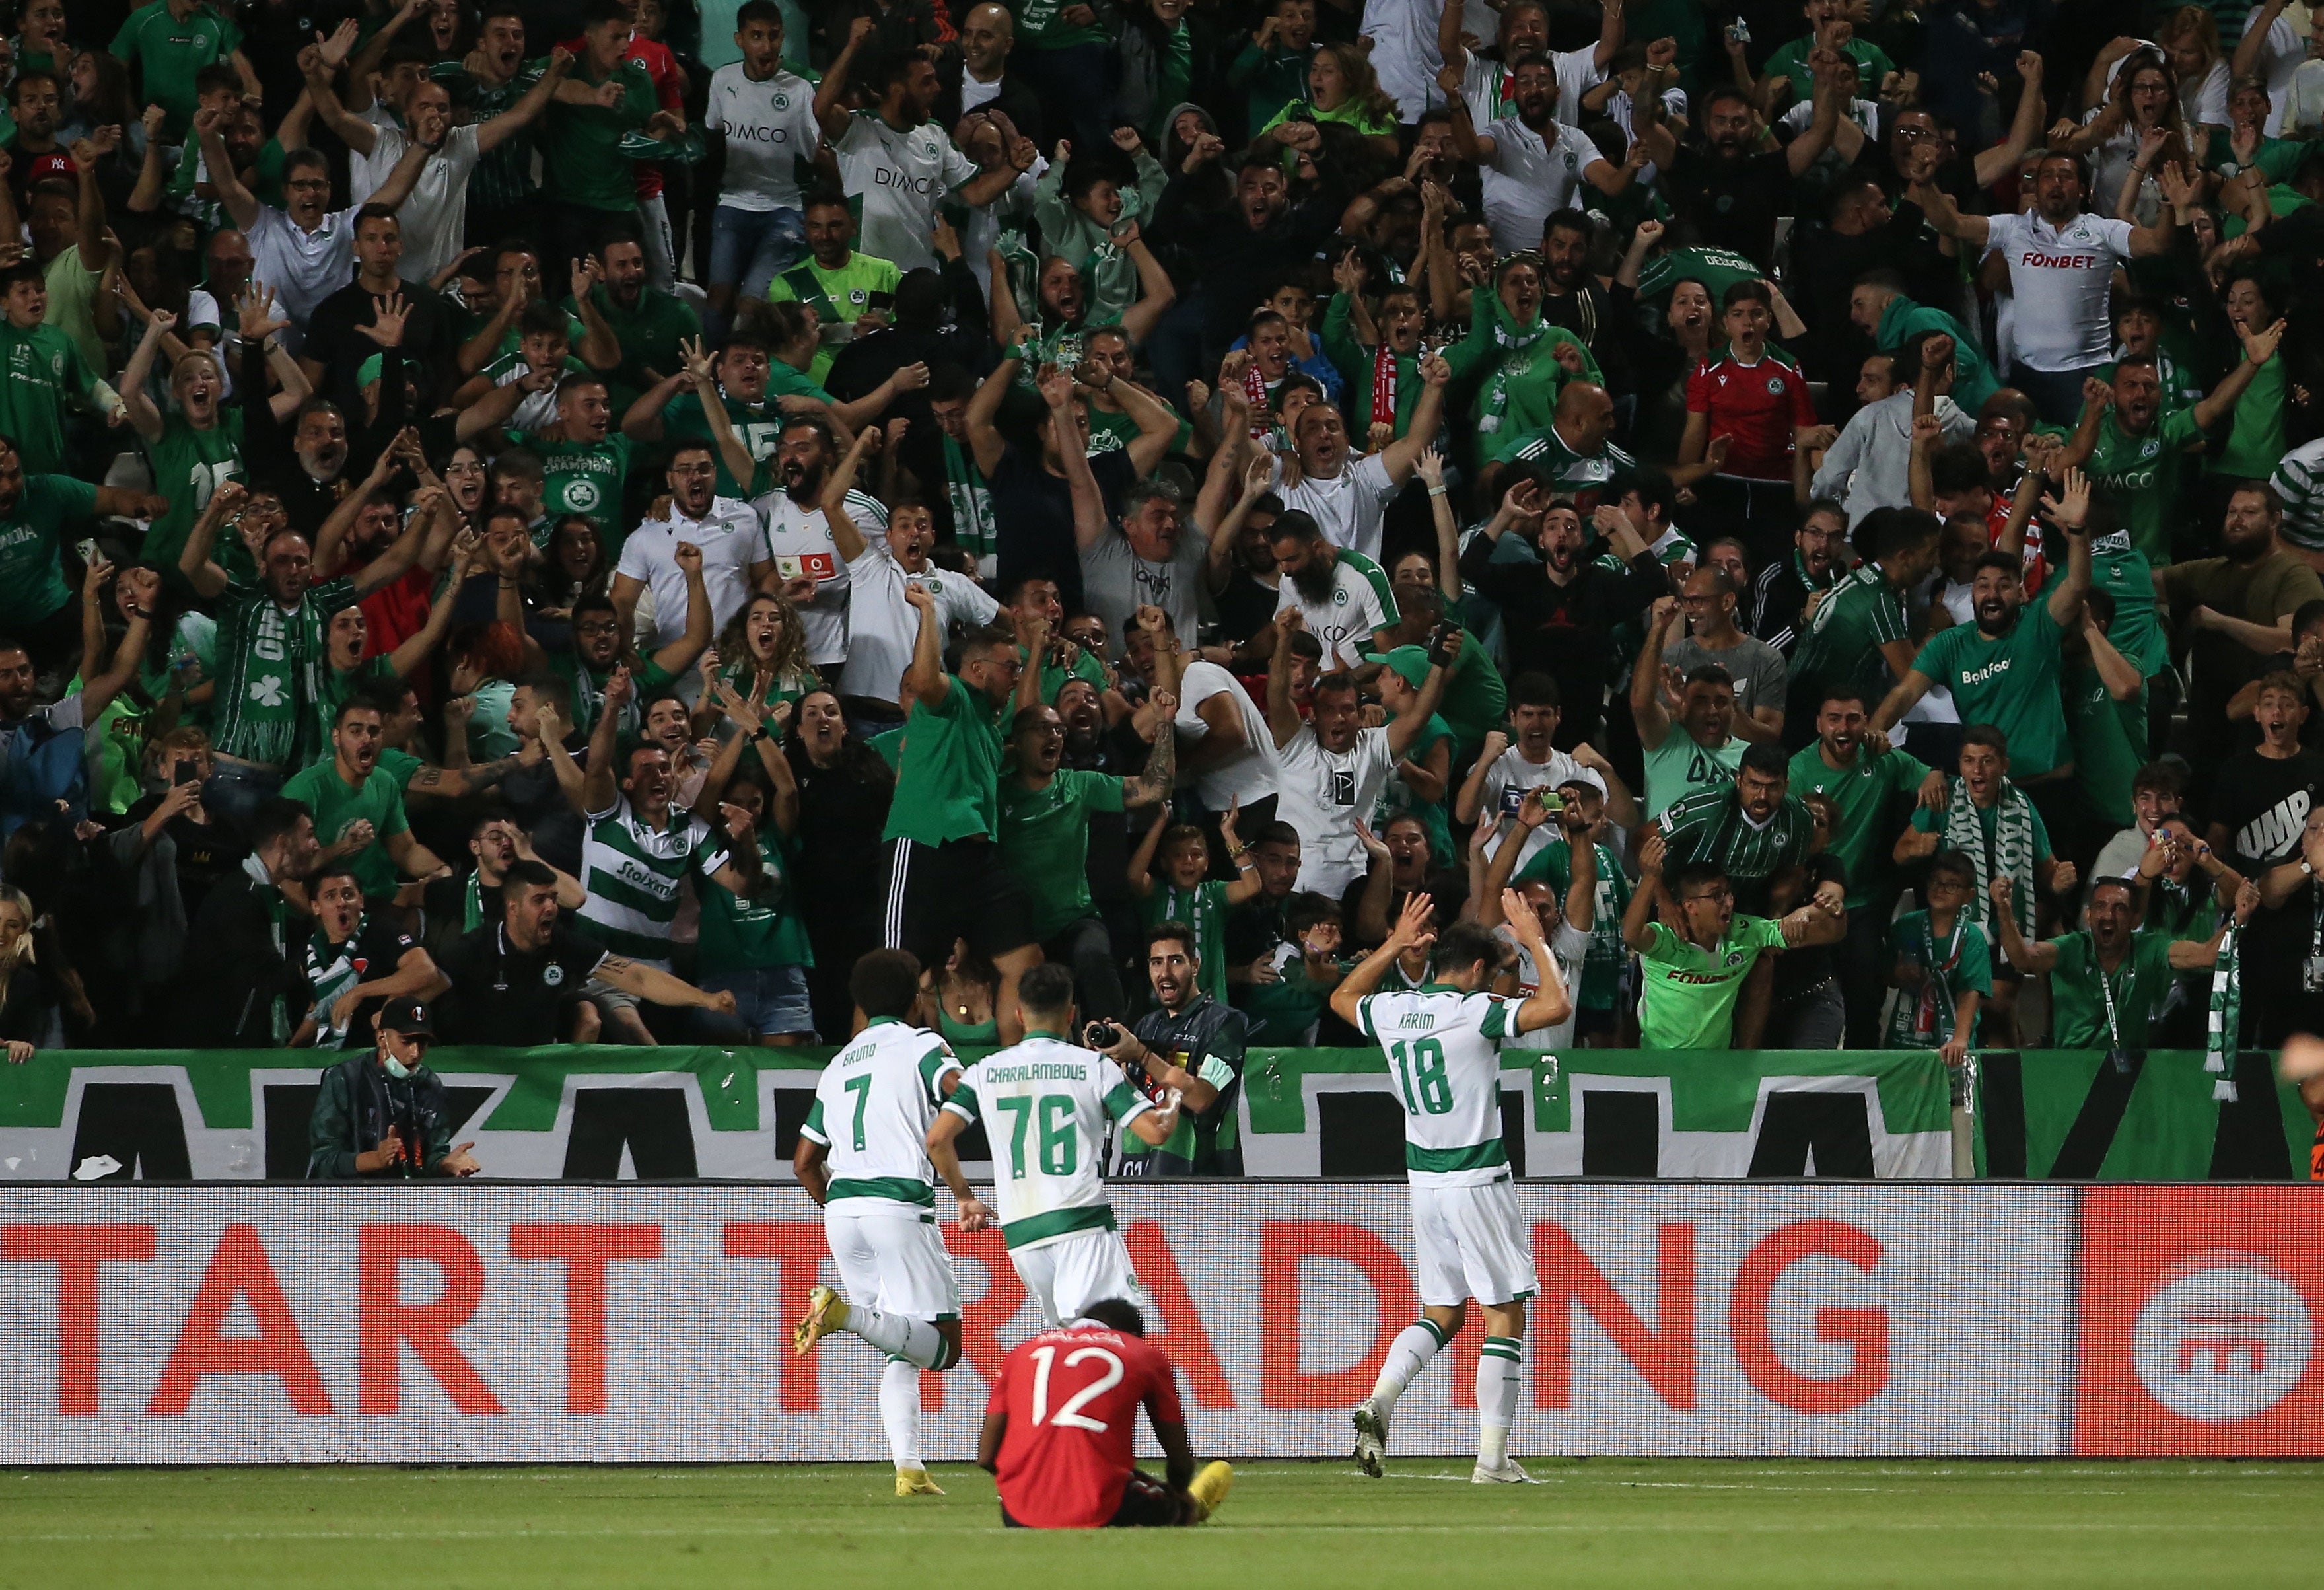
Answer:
[
  {"xmin": 576, "ymin": 795, "xmax": 730, "ymax": 966},
  {"xmin": 2271, "ymin": 437, "xmax": 2324, "ymax": 552},
  {"xmin": 942, "ymin": 1034, "xmax": 1152, "ymax": 1250},
  {"xmin": 1355, "ymin": 986, "xmax": 1528, "ymax": 1186},
  {"xmin": 800, "ymin": 1016, "xmax": 963, "ymax": 1212},
  {"xmin": 1271, "ymin": 548, "xmax": 1397, "ymax": 670},
  {"xmin": 484, "ymin": 351, "xmax": 590, "ymax": 433}
]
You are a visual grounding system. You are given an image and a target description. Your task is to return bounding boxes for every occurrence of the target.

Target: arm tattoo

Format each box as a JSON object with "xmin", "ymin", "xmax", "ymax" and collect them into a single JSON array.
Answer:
[{"xmin": 1135, "ymin": 717, "xmax": 1176, "ymax": 804}]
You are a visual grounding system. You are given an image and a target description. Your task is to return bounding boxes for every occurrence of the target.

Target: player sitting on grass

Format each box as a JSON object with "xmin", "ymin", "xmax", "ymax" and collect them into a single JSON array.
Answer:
[
  {"xmin": 926, "ymin": 962, "xmax": 1182, "ymax": 1325},
  {"xmin": 793, "ymin": 949, "xmax": 990, "ymax": 1498},
  {"xmin": 1331, "ymin": 890, "xmax": 1572, "ymax": 1484},
  {"xmin": 981, "ymin": 1297, "xmax": 1235, "ymax": 1529}
]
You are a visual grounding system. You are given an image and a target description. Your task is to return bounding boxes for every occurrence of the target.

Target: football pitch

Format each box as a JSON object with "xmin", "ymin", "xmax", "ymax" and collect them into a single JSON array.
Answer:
[{"xmin": 2, "ymin": 1459, "xmax": 2312, "ymax": 1588}]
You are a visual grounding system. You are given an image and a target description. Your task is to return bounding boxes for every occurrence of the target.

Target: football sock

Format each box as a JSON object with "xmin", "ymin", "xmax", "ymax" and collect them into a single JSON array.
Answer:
[
  {"xmin": 1370, "ymin": 1318, "xmax": 1448, "ymax": 1422},
  {"xmin": 845, "ymin": 1306, "xmax": 945, "ymax": 1370},
  {"xmin": 1476, "ymin": 1335, "xmax": 1523, "ymax": 1468},
  {"xmin": 878, "ymin": 1357, "xmax": 923, "ymax": 1470}
]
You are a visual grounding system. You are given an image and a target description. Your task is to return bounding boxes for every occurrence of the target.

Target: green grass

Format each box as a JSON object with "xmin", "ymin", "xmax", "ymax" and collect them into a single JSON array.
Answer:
[{"xmin": 3, "ymin": 1459, "xmax": 2313, "ymax": 1588}]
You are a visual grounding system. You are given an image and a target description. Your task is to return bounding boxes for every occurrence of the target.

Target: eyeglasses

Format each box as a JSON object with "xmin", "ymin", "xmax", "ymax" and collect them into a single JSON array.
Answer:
[{"xmin": 444, "ymin": 460, "xmax": 484, "ymax": 475}]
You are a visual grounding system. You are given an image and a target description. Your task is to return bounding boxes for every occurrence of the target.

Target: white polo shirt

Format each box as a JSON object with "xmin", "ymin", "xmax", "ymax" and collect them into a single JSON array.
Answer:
[
  {"xmin": 1983, "ymin": 210, "xmax": 2134, "ymax": 373},
  {"xmin": 247, "ymin": 203, "xmax": 361, "ymax": 340},
  {"xmin": 754, "ymin": 486, "xmax": 888, "ymax": 666},
  {"xmin": 1477, "ymin": 114, "xmax": 1604, "ymax": 256},
  {"xmin": 837, "ymin": 542, "xmax": 999, "ymax": 705},
  {"xmin": 1273, "ymin": 451, "xmax": 1398, "ymax": 561},
  {"xmin": 357, "ymin": 124, "xmax": 483, "ymax": 285},
  {"xmin": 615, "ymin": 497, "xmax": 767, "ymax": 648}
]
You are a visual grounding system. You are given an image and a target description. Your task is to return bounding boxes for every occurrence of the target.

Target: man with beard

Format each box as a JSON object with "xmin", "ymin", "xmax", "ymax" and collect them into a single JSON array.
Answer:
[
  {"xmin": 1909, "ymin": 150, "xmax": 2190, "ymax": 423},
  {"xmin": 1447, "ymin": 52, "xmax": 1648, "ymax": 258},
  {"xmin": 756, "ymin": 412, "xmax": 888, "ymax": 671},
  {"xmin": 1790, "ymin": 686, "xmax": 1941, "ymax": 1045},
  {"xmin": 616, "ymin": 445, "xmax": 769, "ymax": 650},
  {"xmin": 1461, "ymin": 488, "xmax": 1651, "ymax": 744},
  {"xmin": 628, "ymin": 332, "xmax": 792, "ymax": 501},
  {"xmin": 1267, "ymin": 510, "xmax": 1397, "ymax": 672},
  {"xmin": 1269, "ymin": 355, "xmax": 1448, "ymax": 563},
  {"xmin": 1660, "ymin": 69, "xmax": 1843, "ymax": 267},
  {"xmin": 293, "ymin": 864, "xmax": 446, "ymax": 1051},
  {"xmin": 767, "ymin": 194, "xmax": 903, "ymax": 388},
  {"xmin": 1872, "ymin": 475, "xmax": 2094, "ymax": 851},
  {"xmin": 2059, "ymin": 334, "xmax": 2283, "ymax": 568},
  {"xmin": 178, "ymin": 798, "xmax": 322, "ymax": 1047},
  {"xmin": 300, "ymin": 34, "xmax": 571, "ymax": 284},
  {"xmin": 421, "ymin": 816, "xmax": 584, "ymax": 955},
  {"xmin": 1634, "ymin": 604, "xmax": 1744, "ymax": 821},
  {"xmin": 1091, "ymin": 921, "xmax": 1250, "ymax": 1177},
  {"xmin": 180, "ymin": 476, "xmax": 427, "ymax": 830},
  {"xmin": 1786, "ymin": 507, "xmax": 1939, "ymax": 750},
  {"xmin": 1538, "ymin": 210, "xmax": 1632, "ymax": 400},
  {"xmin": 2162, "ymin": 486, "xmax": 2324, "ymax": 783},
  {"xmin": 1749, "ymin": 499, "xmax": 1847, "ymax": 657},
  {"xmin": 1991, "ymin": 873, "xmax": 2236, "ymax": 1048},
  {"xmin": 822, "ymin": 426, "xmax": 999, "ymax": 718},
  {"xmin": 816, "ymin": 18, "xmax": 1032, "ymax": 274},
  {"xmin": 1267, "ymin": 608, "xmax": 1448, "ymax": 898},
  {"xmin": 283, "ymin": 697, "xmax": 450, "ymax": 904},
  {"xmin": 567, "ymin": 234, "xmax": 700, "ymax": 399},
  {"xmin": 519, "ymin": 373, "xmax": 631, "ymax": 550},
  {"xmin": 997, "ymin": 699, "xmax": 1175, "ymax": 1021},
  {"xmin": 0, "ymin": 437, "xmax": 165, "ymax": 674}
]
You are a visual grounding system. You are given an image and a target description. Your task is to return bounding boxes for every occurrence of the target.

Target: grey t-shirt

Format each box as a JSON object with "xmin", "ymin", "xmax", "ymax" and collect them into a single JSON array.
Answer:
[
  {"xmin": 1080, "ymin": 522, "xmax": 1211, "ymax": 661},
  {"xmin": 1666, "ymin": 633, "xmax": 1790, "ymax": 723}
]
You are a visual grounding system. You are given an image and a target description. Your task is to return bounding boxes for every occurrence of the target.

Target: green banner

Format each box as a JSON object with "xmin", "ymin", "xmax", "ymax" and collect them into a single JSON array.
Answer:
[{"xmin": 1972, "ymin": 1050, "xmax": 2312, "ymax": 1180}]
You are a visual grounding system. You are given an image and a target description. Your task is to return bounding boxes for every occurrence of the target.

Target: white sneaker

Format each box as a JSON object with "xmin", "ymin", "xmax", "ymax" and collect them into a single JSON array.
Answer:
[
  {"xmin": 1351, "ymin": 1400, "xmax": 1387, "ymax": 1478},
  {"xmin": 1471, "ymin": 1457, "xmax": 1535, "ymax": 1484}
]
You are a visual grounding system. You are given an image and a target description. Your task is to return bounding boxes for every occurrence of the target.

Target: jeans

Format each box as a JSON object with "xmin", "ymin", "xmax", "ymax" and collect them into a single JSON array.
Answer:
[
  {"xmin": 203, "ymin": 762, "xmax": 284, "ymax": 842},
  {"xmin": 709, "ymin": 204, "xmax": 806, "ymax": 301},
  {"xmin": 2010, "ymin": 361, "xmax": 2105, "ymax": 427},
  {"xmin": 701, "ymin": 962, "xmax": 816, "ymax": 1040},
  {"xmin": 1771, "ymin": 977, "xmax": 1847, "ymax": 1048}
]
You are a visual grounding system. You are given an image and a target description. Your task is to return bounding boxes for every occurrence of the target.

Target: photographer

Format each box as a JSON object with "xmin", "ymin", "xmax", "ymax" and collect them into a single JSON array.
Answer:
[
  {"xmin": 1088, "ymin": 922, "xmax": 1250, "ymax": 1176},
  {"xmin": 306, "ymin": 998, "xmax": 481, "ymax": 1180}
]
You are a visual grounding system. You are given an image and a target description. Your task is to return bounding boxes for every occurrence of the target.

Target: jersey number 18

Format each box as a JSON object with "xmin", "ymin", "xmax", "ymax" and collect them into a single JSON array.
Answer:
[{"xmin": 1389, "ymin": 1037, "xmax": 1452, "ymax": 1116}]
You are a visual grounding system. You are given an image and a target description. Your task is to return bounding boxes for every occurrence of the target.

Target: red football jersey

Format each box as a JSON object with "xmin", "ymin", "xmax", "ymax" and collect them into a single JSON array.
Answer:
[
  {"xmin": 989, "ymin": 1322, "xmax": 1185, "ymax": 1528},
  {"xmin": 1685, "ymin": 353, "xmax": 1817, "ymax": 482}
]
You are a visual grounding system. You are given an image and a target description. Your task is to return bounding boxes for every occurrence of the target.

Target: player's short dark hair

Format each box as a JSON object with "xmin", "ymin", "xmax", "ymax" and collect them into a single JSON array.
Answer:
[
  {"xmin": 1284, "ymin": 891, "xmax": 1339, "ymax": 937},
  {"xmin": 505, "ymin": 859, "xmax": 558, "ymax": 894},
  {"xmin": 355, "ymin": 202, "xmax": 400, "ymax": 234},
  {"xmin": 1081, "ymin": 1299, "xmax": 1146, "ymax": 1335},
  {"xmin": 736, "ymin": 0, "xmax": 786, "ymax": 27},
  {"xmin": 308, "ymin": 861, "xmax": 363, "ymax": 896},
  {"xmin": 1683, "ymin": 664, "xmax": 1734, "ymax": 691},
  {"xmin": 1431, "ymin": 920, "xmax": 1506, "ymax": 983},
  {"xmin": 491, "ymin": 445, "xmax": 544, "ymax": 483},
  {"xmin": 520, "ymin": 301, "xmax": 571, "ymax": 341},
  {"xmin": 1614, "ymin": 466, "xmax": 1678, "ymax": 523},
  {"xmin": 1818, "ymin": 684, "xmax": 1867, "ymax": 713},
  {"xmin": 554, "ymin": 371, "xmax": 606, "ymax": 406},
  {"xmin": 1720, "ymin": 278, "xmax": 1772, "ymax": 312},
  {"xmin": 9, "ymin": 69, "xmax": 60, "ymax": 107},
  {"xmin": 1668, "ymin": 859, "xmax": 1729, "ymax": 898},
  {"xmin": 1254, "ymin": 821, "xmax": 1300, "ymax": 851},
  {"xmin": 281, "ymin": 146, "xmax": 330, "ymax": 183},
  {"xmin": 1974, "ymin": 551, "xmax": 2023, "ymax": 581},
  {"xmin": 850, "ymin": 949, "xmax": 922, "ymax": 1020},
  {"xmin": 1930, "ymin": 444, "xmax": 1989, "ymax": 497},
  {"xmin": 2130, "ymin": 760, "xmax": 2183, "ymax": 799},
  {"xmin": 1739, "ymin": 742, "xmax": 1789, "ymax": 781},
  {"xmin": 1268, "ymin": 508, "xmax": 1324, "ymax": 544},
  {"xmin": 1148, "ymin": 920, "xmax": 1199, "ymax": 962},
  {"xmin": 0, "ymin": 262, "xmax": 43, "ymax": 295},
  {"xmin": 1509, "ymin": 672, "xmax": 1561, "ymax": 709},
  {"xmin": 1872, "ymin": 507, "xmax": 1942, "ymax": 559},
  {"xmin": 582, "ymin": 0, "xmax": 633, "ymax": 28},
  {"xmin": 1017, "ymin": 961, "xmax": 1077, "ymax": 1019},
  {"xmin": 249, "ymin": 798, "xmax": 314, "ymax": 852}
]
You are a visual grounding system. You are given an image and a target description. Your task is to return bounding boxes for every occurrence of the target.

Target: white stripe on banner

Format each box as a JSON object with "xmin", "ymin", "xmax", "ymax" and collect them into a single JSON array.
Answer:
[{"xmin": 0, "ymin": 1182, "xmax": 2074, "ymax": 1463}]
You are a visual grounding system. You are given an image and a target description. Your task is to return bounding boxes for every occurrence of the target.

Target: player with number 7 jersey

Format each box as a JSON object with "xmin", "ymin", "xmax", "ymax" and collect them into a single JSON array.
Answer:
[
  {"xmin": 792, "ymin": 950, "xmax": 987, "ymax": 1498},
  {"xmin": 1329, "ymin": 892, "xmax": 1572, "ymax": 1486},
  {"xmin": 927, "ymin": 963, "xmax": 1183, "ymax": 1327}
]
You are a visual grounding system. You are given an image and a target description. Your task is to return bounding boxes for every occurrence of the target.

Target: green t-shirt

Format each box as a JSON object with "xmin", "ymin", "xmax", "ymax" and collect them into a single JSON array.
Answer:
[
  {"xmin": 1909, "ymin": 599, "xmax": 2071, "ymax": 779},
  {"xmin": 573, "ymin": 286, "xmax": 701, "ymax": 388},
  {"xmin": 1785, "ymin": 742, "xmax": 1930, "ymax": 908},
  {"xmin": 2082, "ymin": 402, "xmax": 2204, "ymax": 566},
  {"xmin": 1141, "ymin": 878, "xmax": 1232, "ymax": 1006},
  {"xmin": 997, "ymin": 767, "xmax": 1125, "ymax": 940},
  {"xmin": 0, "ymin": 472, "xmax": 96, "ymax": 624},
  {"xmin": 139, "ymin": 410, "xmax": 246, "ymax": 579},
  {"xmin": 1014, "ymin": 0, "xmax": 1109, "ymax": 49},
  {"xmin": 111, "ymin": 1, "xmax": 242, "ymax": 137},
  {"xmin": 312, "ymin": 657, "xmax": 396, "ymax": 763},
  {"xmin": 2204, "ymin": 129, "xmax": 2307, "ymax": 185},
  {"xmin": 882, "ymin": 673, "xmax": 1009, "ymax": 848},
  {"xmin": 1637, "ymin": 914, "xmax": 1789, "ymax": 1050},
  {"xmin": 542, "ymin": 57, "xmax": 658, "ymax": 211},
  {"xmin": 280, "ymin": 760, "xmax": 411, "ymax": 900},
  {"xmin": 0, "ymin": 319, "xmax": 100, "ymax": 475},
  {"xmin": 2067, "ymin": 662, "xmax": 2148, "ymax": 830},
  {"xmin": 1028, "ymin": 641, "xmax": 1107, "ymax": 705},
  {"xmin": 697, "ymin": 830, "xmax": 815, "ymax": 976},
  {"xmin": 1762, "ymin": 34, "xmax": 1895, "ymax": 97},
  {"xmin": 2214, "ymin": 353, "xmax": 2287, "ymax": 483},
  {"xmin": 1883, "ymin": 908, "xmax": 1992, "ymax": 1050},
  {"xmin": 2049, "ymin": 927, "xmax": 2178, "ymax": 1050},
  {"xmin": 1085, "ymin": 403, "xmax": 1193, "ymax": 460},
  {"xmin": 768, "ymin": 252, "xmax": 903, "ymax": 385},
  {"xmin": 522, "ymin": 429, "xmax": 632, "ymax": 549},
  {"xmin": 665, "ymin": 386, "xmax": 783, "ymax": 499},
  {"xmin": 1635, "ymin": 244, "xmax": 1765, "ymax": 304},
  {"xmin": 1790, "ymin": 563, "xmax": 1910, "ymax": 713},
  {"xmin": 1642, "ymin": 730, "xmax": 1743, "ymax": 820},
  {"xmin": 1514, "ymin": 838, "xmax": 1632, "ymax": 1009},
  {"xmin": 1909, "ymin": 791, "xmax": 2053, "ymax": 877},
  {"xmin": 2090, "ymin": 533, "xmax": 2166, "ymax": 678}
]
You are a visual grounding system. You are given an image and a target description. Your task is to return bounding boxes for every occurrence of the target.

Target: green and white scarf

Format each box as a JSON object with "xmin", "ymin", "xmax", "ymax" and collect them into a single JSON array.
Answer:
[
  {"xmin": 1944, "ymin": 777, "xmax": 2037, "ymax": 940},
  {"xmin": 943, "ymin": 433, "xmax": 999, "ymax": 575},
  {"xmin": 2205, "ymin": 921, "xmax": 2242, "ymax": 1102},
  {"xmin": 1474, "ymin": 264, "xmax": 1553, "ymax": 439}
]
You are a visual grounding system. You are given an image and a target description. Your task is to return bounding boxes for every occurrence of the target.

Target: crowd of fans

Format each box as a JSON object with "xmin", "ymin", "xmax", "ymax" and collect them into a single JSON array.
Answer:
[{"xmin": 4, "ymin": 0, "xmax": 2324, "ymax": 1172}]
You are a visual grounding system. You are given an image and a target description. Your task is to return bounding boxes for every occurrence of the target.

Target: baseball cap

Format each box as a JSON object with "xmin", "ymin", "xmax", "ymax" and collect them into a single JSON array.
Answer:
[
  {"xmin": 1382, "ymin": 645, "xmax": 1432, "ymax": 689},
  {"xmin": 357, "ymin": 353, "xmax": 383, "ymax": 390},
  {"xmin": 1555, "ymin": 766, "xmax": 1609, "ymax": 801},
  {"xmin": 376, "ymin": 997, "xmax": 437, "ymax": 1040}
]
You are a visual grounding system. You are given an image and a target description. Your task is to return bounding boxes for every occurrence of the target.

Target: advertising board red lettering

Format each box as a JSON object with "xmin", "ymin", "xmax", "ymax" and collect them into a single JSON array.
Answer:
[
  {"xmin": 1, "ymin": 1223, "xmax": 156, "ymax": 1415},
  {"xmin": 507, "ymin": 1223, "xmax": 661, "ymax": 1414},
  {"xmin": 1259, "ymin": 1221, "xmax": 1415, "ymax": 1408},
  {"xmin": 149, "ymin": 1225, "xmax": 330, "ymax": 1416},
  {"xmin": 1534, "ymin": 1221, "xmax": 1697, "ymax": 1410},
  {"xmin": 357, "ymin": 1225, "xmax": 501, "ymax": 1416},
  {"xmin": 1728, "ymin": 1219, "xmax": 1887, "ymax": 1414}
]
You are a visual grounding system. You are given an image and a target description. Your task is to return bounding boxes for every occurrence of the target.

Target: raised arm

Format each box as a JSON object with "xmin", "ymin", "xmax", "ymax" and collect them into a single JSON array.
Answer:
[
  {"xmin": 1629, "ymin": 596, "xmax": 1679, "ymax": 750},
  {"xmin": 814, "ymin": 17, "xmax": 874, "ymax": 141},
  {"xmin": 1265, "ymin": 609, "xmax": 1306, "ymax": 750},
  {"xmin": 820, "ymin": 422, "xmax": 880, "ymax": 563},
  {"xmin": 1987, "ymin": 875, "xmax": 2055, "ymax": 972},
  {"xmin": 965, "ymin": 352, "xmax": 1017, "ymax": 477},
  {"xmin": 1621, "ymin": 830, "xmax": 1668, "ymax": 953},
  {"xmin": 195, "ymin": 108, "xmax": 261, "ymax": 233},
  {"xmin": 2040, "ymin": 466, "xmax": 2093, "ymax": 628},
  {"xmin": 899, "ymin": 584, "xmax": 949, "ymax": 711},
  {"xmin": 1329, "ymin": 891, "xmax": 1436, "ymax": 1028},
  {"xmin": 1497, "ymin": 888, "xmax": 1575, "ymax": 1038},
  {"xmin": 575, "ymin": 665, "xmax": 632, "ymax": 814},
  {"xmin": 118, "ymin": 309, "xmax": 174, "ymax": 441}
]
